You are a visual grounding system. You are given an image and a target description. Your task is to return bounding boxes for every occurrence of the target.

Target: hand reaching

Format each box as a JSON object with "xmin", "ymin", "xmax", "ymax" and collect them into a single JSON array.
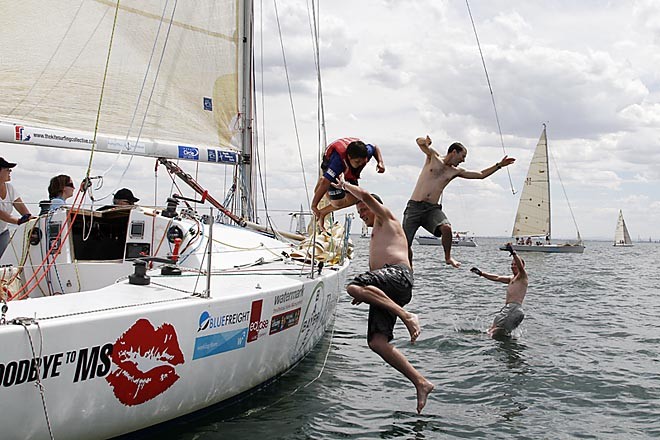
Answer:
[
  {"xmin": 17, "ymin": 213, "xmax": 32, "ymax": 225},
  {"xmin": 499, "ymin": 155, "xmax": 516, "ymax": 167},
  {"xmin": 504, "ymin": 242, "xmax": 516, "ymax": 256},
  {"xmin": 470, "ymin": 267, "xmax": 482, "ymax": 276}
]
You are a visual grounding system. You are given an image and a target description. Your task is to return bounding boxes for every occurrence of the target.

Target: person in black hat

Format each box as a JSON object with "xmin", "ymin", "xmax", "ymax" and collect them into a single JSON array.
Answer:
[
  {"xmin": 96, "ymin": 188, "xmax": 139, "ymax": 211},
  {"xmin": 0, "ymin": 157, "xmax": 34, "ymax": 257},
  {"xmin": 113, "ymin": 188, "xmax": 139, "ymax": 206}
]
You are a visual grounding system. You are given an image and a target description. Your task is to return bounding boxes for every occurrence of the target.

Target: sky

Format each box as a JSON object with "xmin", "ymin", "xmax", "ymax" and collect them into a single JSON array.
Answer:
[{"xmin": 2, "ymin": 0, "xmax": 660, "ymax": 241}]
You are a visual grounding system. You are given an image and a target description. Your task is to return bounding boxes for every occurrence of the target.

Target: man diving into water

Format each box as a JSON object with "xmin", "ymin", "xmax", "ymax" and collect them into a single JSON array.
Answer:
[{"xmin": 335, "ymin": 178, "xmax": 434, "ymax": 413}]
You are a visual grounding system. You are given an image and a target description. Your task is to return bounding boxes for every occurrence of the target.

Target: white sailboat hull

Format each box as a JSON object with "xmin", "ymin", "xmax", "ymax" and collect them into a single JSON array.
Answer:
[
  {"xmin": 499, "ymin": 243, "xmax": 585, "ymax": 254},
  {"xmin": 415, "ymin": 235, "xmax": 478, "ymax": 247},
  {"xmin": 0, "ymin": 260, "xmax": 348, "ymax": 439}
]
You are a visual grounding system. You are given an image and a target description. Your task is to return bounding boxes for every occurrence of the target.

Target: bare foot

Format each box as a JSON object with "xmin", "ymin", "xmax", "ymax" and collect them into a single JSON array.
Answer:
[
  {"xmin": 445, "ymin": 257, "xmax": 461, "ymax": 268},
  {"xmin": 416, "ymin": 380, "xmax": 435, "ymax": 414},
  {"xmin": 405, "ymin": 313, "xmax": 421, "ymax": 344}
]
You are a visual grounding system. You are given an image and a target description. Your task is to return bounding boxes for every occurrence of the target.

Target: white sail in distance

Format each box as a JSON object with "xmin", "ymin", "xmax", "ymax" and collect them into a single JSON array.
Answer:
[{"xmin": 614, "ymin": 210, "xmax": 633, "ymax": 246}]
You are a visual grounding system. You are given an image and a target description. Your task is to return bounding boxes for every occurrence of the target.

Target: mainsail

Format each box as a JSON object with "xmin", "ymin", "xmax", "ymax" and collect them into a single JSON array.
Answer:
[
  {"xmin": 0, "ymin": 0, "xmax": 242, "ymax": 164},
  {"xmin": 512, "ymin": 126, "xmax": 551, "ymax": 238},
  {"xmin": 614, "ymin": 210, "xmax": 633, "ymax": 246}
]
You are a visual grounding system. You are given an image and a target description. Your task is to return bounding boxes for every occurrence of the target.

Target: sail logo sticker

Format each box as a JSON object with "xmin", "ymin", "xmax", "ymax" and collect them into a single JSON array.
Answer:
[
  {"xmin": 218, "ymin": 151, "xmax": 238, "ymax": 164},
  {"xmin": 106, "ymin": 318, "xmax": 185, "ymax": 406},
  {"xmin": 208, "ymin": 149, "xmax": 217, "ymax": 162},
  {"xmin": 14, "ymin": 126, "xmax": 31, "ymax": 142},
  {"xmin": 203, "ymin": 97, "xmax": 213, "ymax": 111},
  {"xmin": 178, "ymin": 145, "xmax": 199, "ymax": 160}
]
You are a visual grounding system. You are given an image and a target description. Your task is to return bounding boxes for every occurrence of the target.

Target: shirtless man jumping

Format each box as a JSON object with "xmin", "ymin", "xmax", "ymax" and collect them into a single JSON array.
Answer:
[
  {"xmin": 337, "ymin": 179, "xmax": 434, "ymax": 414},
  {"xmin": 470, "ymin": 243, "xmax": 528, "ymax": 339},
  {"xmin": 403, "ymin": 135, "xmax": 515, "ymax": 268}
]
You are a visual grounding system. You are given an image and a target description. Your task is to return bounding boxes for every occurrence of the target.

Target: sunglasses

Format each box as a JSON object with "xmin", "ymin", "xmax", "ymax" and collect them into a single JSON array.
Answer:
[{"xmin": 65, "ymin": 182, "xmax": 75, "ymax": 188}]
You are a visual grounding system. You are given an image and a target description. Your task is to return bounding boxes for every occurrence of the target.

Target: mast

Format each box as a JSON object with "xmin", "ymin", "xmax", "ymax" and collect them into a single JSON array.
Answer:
[
  {"xmin": 543, "ymin": 124, "xmax": 551, "ymax": 239},
  {"xmin": 239, "ymin": 0, "xmax": 255, "ymax": 222}
]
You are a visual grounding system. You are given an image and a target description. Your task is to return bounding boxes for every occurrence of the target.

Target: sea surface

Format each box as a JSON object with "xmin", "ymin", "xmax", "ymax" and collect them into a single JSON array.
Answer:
[{"xmin": 134, "ymin": 238, "xmax": 660, "ymax": 439}]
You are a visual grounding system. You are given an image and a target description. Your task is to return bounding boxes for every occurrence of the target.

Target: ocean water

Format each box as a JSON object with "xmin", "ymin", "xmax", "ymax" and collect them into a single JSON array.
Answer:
[{"xmin": 136, "ymin": 238, "xmax": 660, "ymax": 439}]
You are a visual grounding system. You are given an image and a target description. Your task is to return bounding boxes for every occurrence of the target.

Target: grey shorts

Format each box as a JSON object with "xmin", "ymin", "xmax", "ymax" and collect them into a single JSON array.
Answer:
[
  {"xmin": 492, "ymin": 302, "xmax": 525, "ymax": 335},
  {"xmin": 348, "ymin": 264, "xmax": 414, "ymax": 342},
  {"xmin": 402, "ymin": 200, "xmax": 450, "ymax": 246}
]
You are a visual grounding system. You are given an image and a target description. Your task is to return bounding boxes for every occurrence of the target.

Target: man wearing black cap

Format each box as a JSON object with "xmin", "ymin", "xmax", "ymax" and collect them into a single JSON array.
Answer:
[
  {"xmin": 113, "ymin": 188, "xmax": 139, "ymax": 207},
  {"xmin": 0, "ymin": 157, "xmax": 33, "ymax": 257},
  {"xmin": 97, "ymin": 188, "xmax": 139, "ymax": 211}
]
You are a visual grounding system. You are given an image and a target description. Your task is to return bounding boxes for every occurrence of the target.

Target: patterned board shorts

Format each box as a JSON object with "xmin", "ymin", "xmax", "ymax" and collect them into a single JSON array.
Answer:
[{"xmin": 348, "ymin": 264, "xmax": 414, "ymax": 342}]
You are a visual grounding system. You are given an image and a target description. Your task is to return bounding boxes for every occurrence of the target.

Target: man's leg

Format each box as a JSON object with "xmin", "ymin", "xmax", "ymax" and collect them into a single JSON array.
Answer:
[
  {"xmin": 347, "ymin": 284, "xmax": 420, "ymax": 343},
  {"xmin": 316, "ymin": 193, "xmax": 359, "ymax": 230},
  {"xmin": 401, "ymin": 210, "xmax": 419, "ymax": 267},
  {"xmin": 368, "ymin": 333, "xmax": 435, "ymax": 414},
  {"xmin": 438, "ymin": 223, "xmax": 460, "ymax": 268}
]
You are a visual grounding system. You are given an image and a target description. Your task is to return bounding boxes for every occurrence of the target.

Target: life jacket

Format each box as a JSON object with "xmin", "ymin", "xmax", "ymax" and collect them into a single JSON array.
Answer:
[{"xmin": 323, "ymin": 137, "xmax": 366, "ymax": 181}]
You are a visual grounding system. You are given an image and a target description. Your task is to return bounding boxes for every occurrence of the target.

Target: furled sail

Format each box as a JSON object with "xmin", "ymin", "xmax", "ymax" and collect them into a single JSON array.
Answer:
[
  {"xmin": 512, "ymin": 127, "xmax": 551, "ymax": 237},
  {"xmin": 0, "ymin": 0, "xmax": 242, "ymax": 164}
]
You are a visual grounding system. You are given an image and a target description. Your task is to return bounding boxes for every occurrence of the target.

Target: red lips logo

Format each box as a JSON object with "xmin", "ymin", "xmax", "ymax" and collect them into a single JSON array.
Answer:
[{"xmin": 106, "ymin": 319, "xmax": 185, "ymax": 406}]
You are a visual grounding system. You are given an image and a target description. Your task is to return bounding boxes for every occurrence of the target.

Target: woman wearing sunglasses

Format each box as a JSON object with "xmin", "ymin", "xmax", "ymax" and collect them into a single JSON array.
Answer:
[{"xmin": 47, "ymin": 175, "xmax": 75, "ymax": 212}]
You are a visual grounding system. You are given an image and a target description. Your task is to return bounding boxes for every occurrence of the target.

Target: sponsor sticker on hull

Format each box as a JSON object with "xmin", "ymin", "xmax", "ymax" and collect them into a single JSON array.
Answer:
[
  {"xmin": 192, "ymin": 328, "xmax": 248, "ymax": 359},
  {"xmin": 269, "ymin": 308, "xmax": 301, "ymax": 335},
  {"xmin": 0, "ymin": 318, "xmax": 186, "ymax": 407}
]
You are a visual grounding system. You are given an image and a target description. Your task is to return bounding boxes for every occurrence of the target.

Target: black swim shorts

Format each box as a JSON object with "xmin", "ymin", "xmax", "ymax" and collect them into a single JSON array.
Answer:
[
  {"xmin": 326, "ymin": 179, "xmax": 358, "ymax": 200},
  {"xmin": 348, "ymin": 264, "xmax": 414, "ymax": 342}
]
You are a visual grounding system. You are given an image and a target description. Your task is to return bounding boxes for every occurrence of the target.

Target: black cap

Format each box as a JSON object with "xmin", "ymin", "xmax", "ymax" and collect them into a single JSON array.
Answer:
[
  {"xmin": 0, "ymin": 157, "xmax": 17, "ymax": 168},
  {"xmin": 114, "ymin": 188, "xmax": 139, "ymax": 203}
]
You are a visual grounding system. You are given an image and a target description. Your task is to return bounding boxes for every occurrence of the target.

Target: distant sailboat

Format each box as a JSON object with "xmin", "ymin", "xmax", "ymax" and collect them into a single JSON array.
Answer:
[
  {"xmin": 415, "ymin": 231, "xmax": 478, "ymax": 247},
  {"xmin": 361, "ymin": 221, "xmax": 370, "ymax": 238},
  {"xmin": 613, "ymin": 210, "xmax": 633, "ymax": 247},
  {"xmin": 500, "ymin": 125, "xmax": 584, "ymax": 254}
]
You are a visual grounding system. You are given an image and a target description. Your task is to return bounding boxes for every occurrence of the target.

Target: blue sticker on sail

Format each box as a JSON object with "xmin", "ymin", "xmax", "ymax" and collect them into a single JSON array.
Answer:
[
  {"xmin": 178, "ymin": 145, "xmax": 199, "ymax": 160},
  {"xmin": 192, "ymin": 328, "xmax": 248, "ymax": 360},
  {"xmin": 218, "ymin": 151, "xmax": 238, "ymax": 164},
  {"xmin": 203, "ymin": 97, "xmax": 213, "ymax": 111},
  {"xmin": 208, "ymin": 149, "xmax": 217, "ymax": 162}
]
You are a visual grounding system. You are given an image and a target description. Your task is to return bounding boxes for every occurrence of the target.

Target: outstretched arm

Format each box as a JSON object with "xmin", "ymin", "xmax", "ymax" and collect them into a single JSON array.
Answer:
[
  {"xmin": 373, "ymin": 145, "xmax": 385, "ymax": 173},
  {"xmin": 471, "ymin": 267, "xmax": 511, "ymax": 284},
  {"xmin": 458, "ymin": 155, "xmax": 516, "ymax": 179}
]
